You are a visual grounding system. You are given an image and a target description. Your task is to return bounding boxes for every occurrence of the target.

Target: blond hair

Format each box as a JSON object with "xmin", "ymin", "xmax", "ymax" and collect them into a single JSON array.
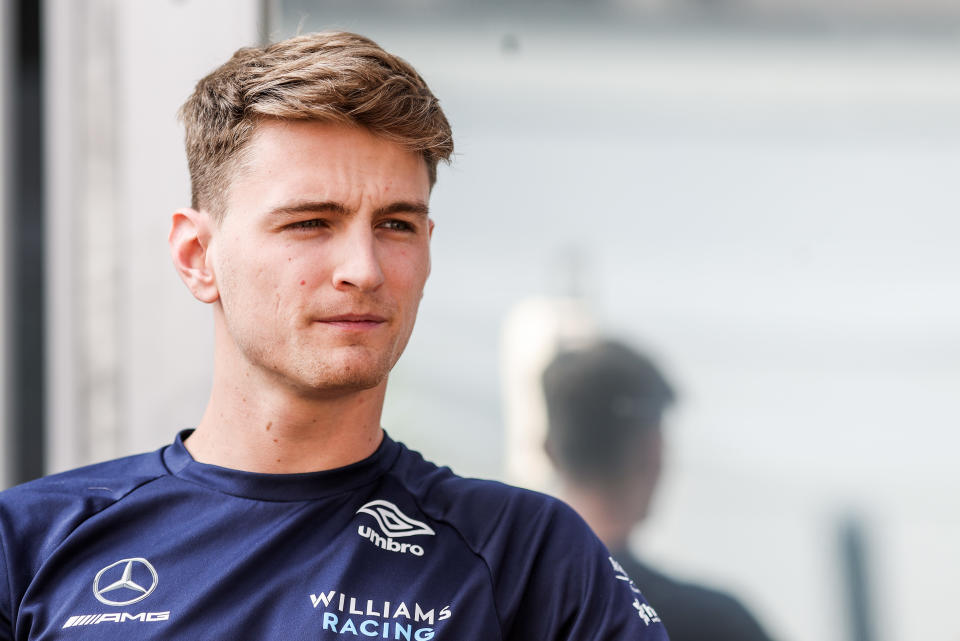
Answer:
[{"xmin": 179, "ymin": 31, "xmax": 453, "ymax": 218}]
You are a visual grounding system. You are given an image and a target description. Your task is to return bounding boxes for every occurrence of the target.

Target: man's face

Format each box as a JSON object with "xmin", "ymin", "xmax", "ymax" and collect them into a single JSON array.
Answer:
[{"xmin": 208, "ymin": 120, "xmax": 433, "ymax": 396}]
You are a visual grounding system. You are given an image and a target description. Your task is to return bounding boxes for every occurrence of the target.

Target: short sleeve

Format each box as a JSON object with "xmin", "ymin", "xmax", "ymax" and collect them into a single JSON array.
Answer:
[
  {"xmin": 493, "ymin": 499, "xmax": 671, "ymax": 641},
  {"xmin": 545, "ymin": 534, "xmax": 671, "ymax": 640}
]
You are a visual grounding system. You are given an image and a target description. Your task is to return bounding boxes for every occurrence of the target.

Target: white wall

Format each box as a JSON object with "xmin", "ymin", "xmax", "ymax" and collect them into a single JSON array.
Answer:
[{"xmin": 44, "ymin": 0, "xmax": 261, "ymax": 473}]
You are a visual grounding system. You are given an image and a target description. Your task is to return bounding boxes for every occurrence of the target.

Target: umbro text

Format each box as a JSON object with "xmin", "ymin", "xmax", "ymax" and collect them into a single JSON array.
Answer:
[{"xmin": 358, "ymin": 525, "xmax": 425, "ymax": 556}]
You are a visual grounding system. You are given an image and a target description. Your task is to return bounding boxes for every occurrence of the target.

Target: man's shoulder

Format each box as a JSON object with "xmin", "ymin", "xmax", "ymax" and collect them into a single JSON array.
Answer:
[
  {"xmin": 0, "ymin": 449, "xmax": 169, "ymax": 554},
  {"xmin": 1, "ymin": 448, "xmax": 168, "ymax": 506},
  {"xmin": 387, "ymin": 444, "xmax": 670, "ymax": 639},
  {"xmin": 389, "ymin": 441, "xmax": 594, "ymax": 553}
]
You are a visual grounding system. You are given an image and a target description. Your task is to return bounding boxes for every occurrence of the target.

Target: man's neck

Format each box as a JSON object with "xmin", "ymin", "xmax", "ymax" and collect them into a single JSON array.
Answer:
[
  {"xmin": 187, "ymin": 387, "xmax": 385, "ymax": 475},
  {"xmin": 185, "ymin": 334, "xmax": 387, "ymax": 475},
  {"xmin": 561, "ymin": 483, "xmax": 636, "ymax": 552}
]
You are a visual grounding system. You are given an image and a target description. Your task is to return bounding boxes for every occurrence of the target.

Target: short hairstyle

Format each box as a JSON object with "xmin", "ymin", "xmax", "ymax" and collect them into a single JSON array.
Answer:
[
  {"xmin": 542, "ymin": 340, "xmax": 676, "ymax": 485},
  {"xmin": 179, "ymin": 31, "xmax": 454, "ymax": 219}
]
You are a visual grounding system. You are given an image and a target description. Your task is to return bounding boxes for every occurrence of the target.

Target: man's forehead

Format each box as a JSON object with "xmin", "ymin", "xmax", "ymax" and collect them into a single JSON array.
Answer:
[{"xmin": 226, "ymin": 119, "xmax": 431, "ymax": 216}]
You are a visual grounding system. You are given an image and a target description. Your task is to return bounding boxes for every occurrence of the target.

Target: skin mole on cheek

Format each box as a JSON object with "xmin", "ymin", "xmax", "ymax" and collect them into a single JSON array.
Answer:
[{"xmin": 265, "ymin": 421, "xmax": 272, "ymax": 431}]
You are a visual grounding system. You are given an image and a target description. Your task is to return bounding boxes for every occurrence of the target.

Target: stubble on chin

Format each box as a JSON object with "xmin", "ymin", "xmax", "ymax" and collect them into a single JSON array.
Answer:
[{"xmin": 275, "ymin": 343, "xmax": 399, "ymax": 398}]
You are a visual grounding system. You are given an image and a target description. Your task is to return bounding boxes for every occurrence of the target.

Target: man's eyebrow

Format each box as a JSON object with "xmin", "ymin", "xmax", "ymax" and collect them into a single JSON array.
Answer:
[
  {"xmin": 372, "ymin": 201, "xmax": 430, "ymax": 218},
  {"xmin": 268, "ymin": 201, "xmax": 349, "ymax": 218},
  {"xmin": 266, "ymin": 200, "xmax": 429, "ymax": 218}
]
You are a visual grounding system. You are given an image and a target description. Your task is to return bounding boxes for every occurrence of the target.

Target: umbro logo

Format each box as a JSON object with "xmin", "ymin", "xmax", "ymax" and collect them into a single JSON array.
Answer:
[
  {"xmin": 356, "ymin": 500, "xmax": 435, "ymax": 538},
  {"xmin": 356, "ymin": 499, "xmax": 434, "ymax": 556}
]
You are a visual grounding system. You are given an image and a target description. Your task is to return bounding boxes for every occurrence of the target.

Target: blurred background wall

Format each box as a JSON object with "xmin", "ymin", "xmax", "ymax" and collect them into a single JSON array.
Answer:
[
  {"xmin": 42, "ymin": 0, "xmax": 261, "ymax": 474},
  {"xmin": 2, "ymin": 1, "xmax": 959, "ymax": 641}
]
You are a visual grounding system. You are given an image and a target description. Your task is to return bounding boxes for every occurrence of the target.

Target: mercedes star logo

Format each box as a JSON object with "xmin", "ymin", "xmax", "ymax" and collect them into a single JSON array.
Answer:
[{"xmin": 92, "ymin": 558, "xmax": 159, "ymax": 606}]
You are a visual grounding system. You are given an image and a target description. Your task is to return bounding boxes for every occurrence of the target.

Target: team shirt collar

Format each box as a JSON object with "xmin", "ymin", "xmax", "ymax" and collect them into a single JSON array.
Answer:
[{"xmin": 162, "ymin": 429, "xmax": 401, "ymax": 501}]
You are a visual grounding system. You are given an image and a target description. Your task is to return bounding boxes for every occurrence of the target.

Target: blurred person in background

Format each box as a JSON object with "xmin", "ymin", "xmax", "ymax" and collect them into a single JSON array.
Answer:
[
  {"xmin": 0, "ymin": 32, "xmax": 668, "ymax": 640},
  {"xmin": 543, "ymin": 339, "xmax": 775, "ymax": 641}
]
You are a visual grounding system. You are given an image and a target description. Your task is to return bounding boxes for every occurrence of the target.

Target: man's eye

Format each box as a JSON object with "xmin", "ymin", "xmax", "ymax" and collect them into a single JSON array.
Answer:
[
  {"xmin": 380, "ymin": 220, "xmax": 414, "ymax": 232},
  {"xmin": 289, "ymin": 219, "xmax": 327, "ymax": 230}
]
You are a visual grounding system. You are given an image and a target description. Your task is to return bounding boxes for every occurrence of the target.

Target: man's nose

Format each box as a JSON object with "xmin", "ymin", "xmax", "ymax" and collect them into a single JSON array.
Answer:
[{"xmin": 331, "ymin": 227, "xmax": 385, "ymax": 292}]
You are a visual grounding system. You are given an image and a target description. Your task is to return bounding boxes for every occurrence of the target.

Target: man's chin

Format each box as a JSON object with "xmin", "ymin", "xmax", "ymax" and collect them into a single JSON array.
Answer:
[
  {"xmin": 301, "ymin": 373, "xmax": 387, "ymax": 397},
  {"xmin": 288, "ymin": 356, "xmax": 393, "ymax": 398}
]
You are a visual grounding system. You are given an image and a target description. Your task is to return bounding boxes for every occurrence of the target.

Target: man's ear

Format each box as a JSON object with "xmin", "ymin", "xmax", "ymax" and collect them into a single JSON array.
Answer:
[
  {"xmin": 169, "ymin": 208, "xmax": 219, "ymax": 303},
  {"xmin": 421, "ymin": 218, "xmax": 435, "ymax": 297}
]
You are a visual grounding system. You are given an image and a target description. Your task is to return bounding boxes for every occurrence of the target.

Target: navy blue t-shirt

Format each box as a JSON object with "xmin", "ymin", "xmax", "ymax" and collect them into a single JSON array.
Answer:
[{"xmin": 0, "ymin": 431, "xmax": 669, "ymax": 640}]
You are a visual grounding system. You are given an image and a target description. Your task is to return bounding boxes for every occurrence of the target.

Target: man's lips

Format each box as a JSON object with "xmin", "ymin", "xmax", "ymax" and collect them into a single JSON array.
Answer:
[{"xmin": 315, "ymin": 314, "xmax": 388, "ymax": 330}]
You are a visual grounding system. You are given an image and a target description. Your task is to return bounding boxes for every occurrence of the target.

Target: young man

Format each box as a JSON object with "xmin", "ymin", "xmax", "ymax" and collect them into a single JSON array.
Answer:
[
  {"xmin": 543, "ymin": 340, "xmax": 774, "ymax": 641},
  {"xmin": 0, "ymin": 33, "xmax": 669, "ymax": 640}
]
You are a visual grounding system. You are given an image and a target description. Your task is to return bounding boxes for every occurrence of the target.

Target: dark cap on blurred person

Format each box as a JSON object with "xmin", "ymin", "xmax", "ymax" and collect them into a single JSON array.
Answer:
[{"xmin": 542, "ymin": 340, "xmax": 676, "ymax": 486}]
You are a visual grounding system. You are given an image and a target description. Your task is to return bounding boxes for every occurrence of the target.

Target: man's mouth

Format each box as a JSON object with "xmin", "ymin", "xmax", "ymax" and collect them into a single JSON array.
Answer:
[{"xmin": 316, "ymin": 314, "xmax": 388, "ymax": 330}]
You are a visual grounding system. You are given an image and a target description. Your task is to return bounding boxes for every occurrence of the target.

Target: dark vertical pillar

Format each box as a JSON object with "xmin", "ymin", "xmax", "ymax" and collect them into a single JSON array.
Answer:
[
  {"xmin": 840, "ymin": 515, "xmax": 875, "ymax": 641},
  {"xmin": 5, "ymin": 0, "xmax": 46, "ymax": 485}
]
